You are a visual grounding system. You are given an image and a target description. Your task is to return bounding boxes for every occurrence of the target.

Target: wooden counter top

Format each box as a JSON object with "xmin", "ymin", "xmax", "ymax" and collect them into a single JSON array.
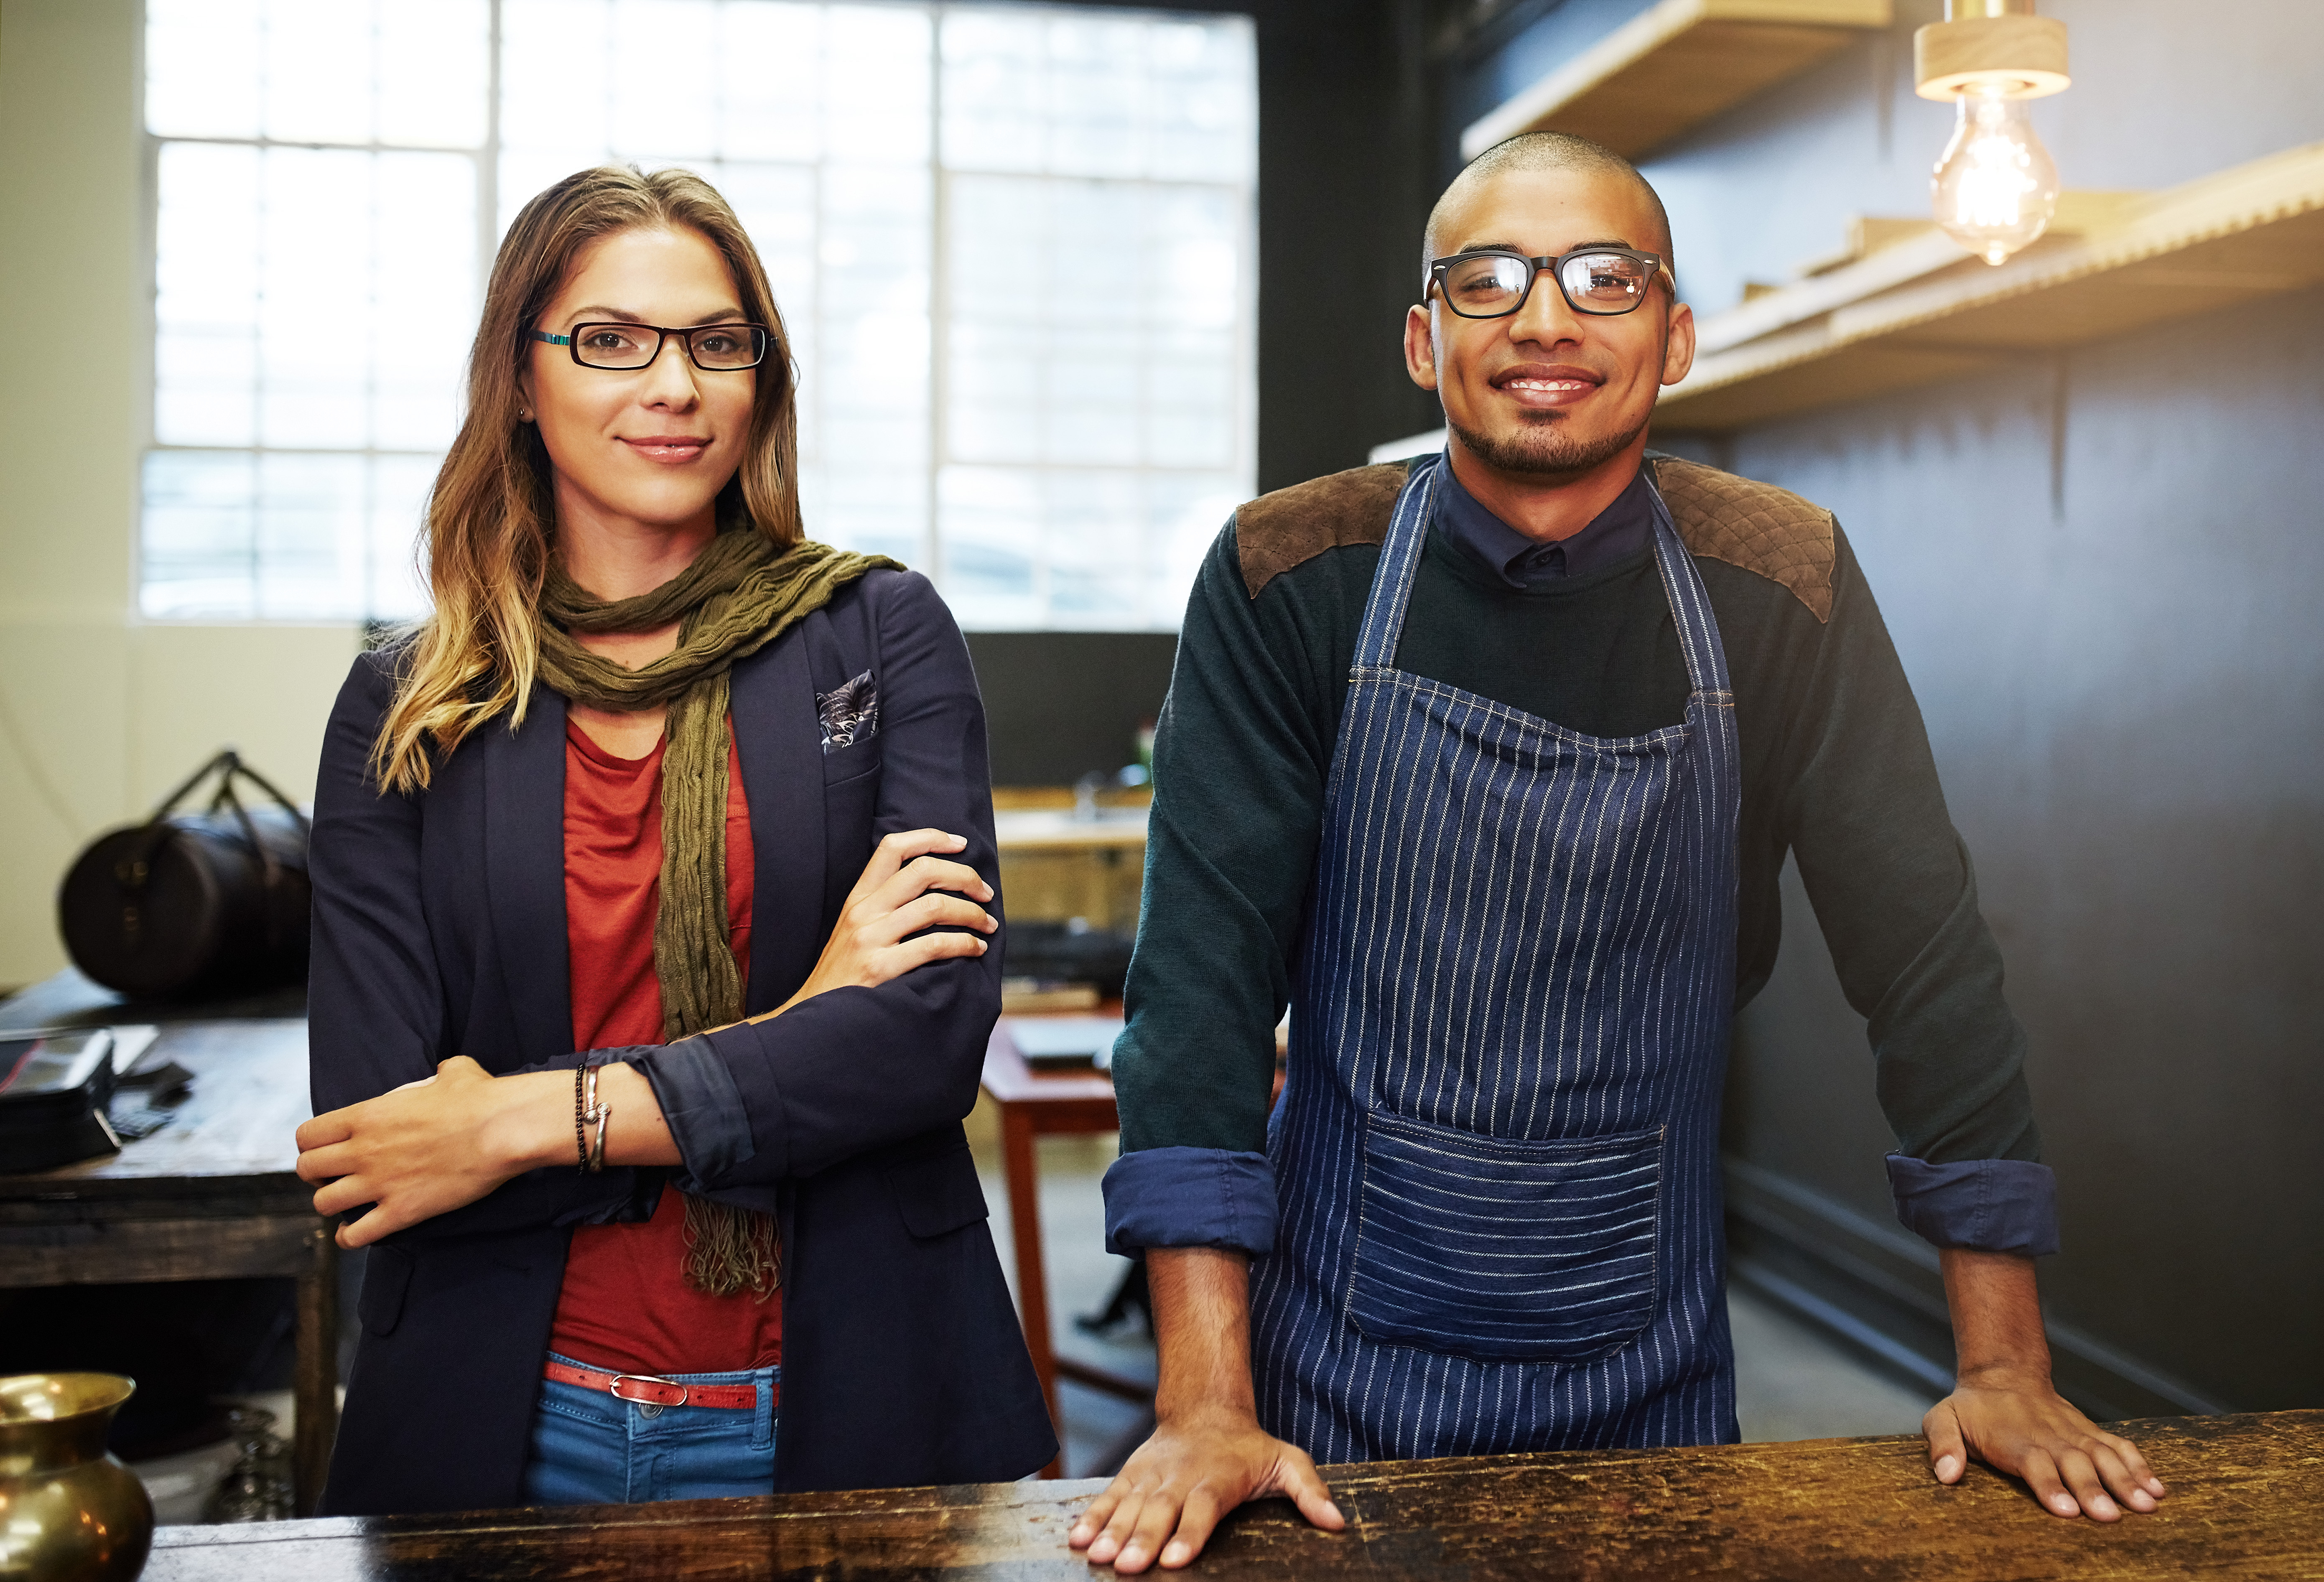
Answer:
[{"xmin": 146, "ymin": 1409, "xmax": 2320, "ymax": 1579}]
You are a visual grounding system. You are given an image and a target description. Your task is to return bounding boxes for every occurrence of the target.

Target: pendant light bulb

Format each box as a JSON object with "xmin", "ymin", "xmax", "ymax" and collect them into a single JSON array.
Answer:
[{"xmin": 1931, "ymin": 88, "xmax": 2060, "ymax": 267}]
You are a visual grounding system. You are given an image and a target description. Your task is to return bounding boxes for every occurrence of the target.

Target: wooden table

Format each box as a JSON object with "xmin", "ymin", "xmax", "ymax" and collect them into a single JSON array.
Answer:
[
  {"xmin": 143, "ymin": 1409, "xmax": 2324, "ymax": 1578},
  {"xmin": 979, "ymin": 1018, "xmax": 1149, "ymax": 1479},
  {"xmin": 0, "ymin": 971, "xmax": 336, "ymax": 1514},
  {"xmin": 992, "ymin": 807, "xmax": 1150, "ymax": 935}
]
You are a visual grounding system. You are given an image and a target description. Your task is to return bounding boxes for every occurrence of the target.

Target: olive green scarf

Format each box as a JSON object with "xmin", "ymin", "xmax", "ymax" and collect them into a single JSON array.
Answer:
[{"xmin": 540, "ymin": 527, "xmax": 900, "ymax": 1296}]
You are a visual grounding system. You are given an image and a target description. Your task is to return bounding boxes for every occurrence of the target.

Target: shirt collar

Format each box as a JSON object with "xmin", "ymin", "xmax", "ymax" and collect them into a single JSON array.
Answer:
[{"xmin": 1434, "ymin": 452, "xmax": 1655, "ymax": 589}]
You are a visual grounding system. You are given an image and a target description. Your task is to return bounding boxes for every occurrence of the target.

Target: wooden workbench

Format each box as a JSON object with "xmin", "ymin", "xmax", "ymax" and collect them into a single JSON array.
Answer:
[
  {"xmin": 0, "ymin": 971, "xmax": 336, "ymax": 1515},
  {"xmin": 145, "ymin": 1409, "xmax": 2321, "ymax": 1579}
]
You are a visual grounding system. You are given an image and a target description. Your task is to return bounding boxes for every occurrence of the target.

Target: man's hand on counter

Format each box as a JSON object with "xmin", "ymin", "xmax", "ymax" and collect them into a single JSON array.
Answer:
[
  {"xmin": 1070, "ymin": 1406, "xmax": 1343, "ymax": 1572},
  {"xmin": 1069, "ymin": 1248, "xmax": 1345, "ymax": 1571},
  {"xmin": 1928, "ymin": 1248, "xmax": 2167, "ymax": 1521}
]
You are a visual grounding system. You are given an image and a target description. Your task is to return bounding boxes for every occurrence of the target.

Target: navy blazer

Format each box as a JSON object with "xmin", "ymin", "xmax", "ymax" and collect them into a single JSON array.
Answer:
[{"xmin": 307, "ymin": 568, "xmax": 1056, "ymax": 1515}]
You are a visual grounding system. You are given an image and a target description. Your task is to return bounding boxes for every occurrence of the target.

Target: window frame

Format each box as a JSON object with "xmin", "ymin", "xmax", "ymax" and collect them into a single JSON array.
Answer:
[{"xmin": 136, "ymin": 0, "xmax": 1258, "ymax": 632}]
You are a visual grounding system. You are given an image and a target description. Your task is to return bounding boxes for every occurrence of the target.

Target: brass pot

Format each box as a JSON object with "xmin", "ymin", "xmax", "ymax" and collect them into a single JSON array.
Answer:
[{"xmin": 0, "ymin": 1374, "xmax": 153, "ymax": 1582}]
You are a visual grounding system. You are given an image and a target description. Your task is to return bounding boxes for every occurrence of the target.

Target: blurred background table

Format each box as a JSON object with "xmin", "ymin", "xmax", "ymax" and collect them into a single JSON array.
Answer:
[
  {"xmin": 979, "ymin": 1014, "xmax": 1145, "ymax": 1479},
  {"xmin": 0, "ymin": 969, "xmax": 335, "ymax": 1514},
  {"xmin": 992, "ymin": 797, "xmax": 1149, "ymax": 936},
  {"xmin": 144, "ymin": 1410, "xmax": 2323, "ymax": 1579}
]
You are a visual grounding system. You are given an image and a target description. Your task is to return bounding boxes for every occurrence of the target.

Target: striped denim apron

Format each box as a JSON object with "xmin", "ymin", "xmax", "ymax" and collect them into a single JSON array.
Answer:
[{"xmin": 1249, "ymin": 452, "xmax": 1743, "ymax": 1461}]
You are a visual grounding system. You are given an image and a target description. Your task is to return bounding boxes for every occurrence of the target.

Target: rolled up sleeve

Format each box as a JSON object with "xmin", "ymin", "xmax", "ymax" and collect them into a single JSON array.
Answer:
[
  {"xmin": 1886, "ymin": 1153, "xmax": 2059, "ymax": 1256},
  {"xmin": 1103, "ymin": 1147, "xmax": 1278, "ymax": 1258},
  {"xmin": 629, "ymin": 1037, "xmax": 757, "ymax": 1190}
]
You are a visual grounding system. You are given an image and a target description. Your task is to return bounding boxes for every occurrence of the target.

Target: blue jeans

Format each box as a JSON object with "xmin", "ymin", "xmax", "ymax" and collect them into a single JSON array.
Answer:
[{"xmin": 521, "ymin": 1352, "xmax": 780, "ymax": 1506}]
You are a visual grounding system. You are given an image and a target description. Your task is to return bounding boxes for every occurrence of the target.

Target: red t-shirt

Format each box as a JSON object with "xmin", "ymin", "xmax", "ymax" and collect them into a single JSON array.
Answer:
[{"xmin": 547, "ymin": 718, "xmax": 781, "ymax": 1374}]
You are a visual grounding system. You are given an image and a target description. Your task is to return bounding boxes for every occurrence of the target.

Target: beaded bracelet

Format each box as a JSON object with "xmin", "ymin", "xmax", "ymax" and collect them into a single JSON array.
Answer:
[{"xmin": 572, "ymin": 1064, "xmax": 590, "ymax": 1174}]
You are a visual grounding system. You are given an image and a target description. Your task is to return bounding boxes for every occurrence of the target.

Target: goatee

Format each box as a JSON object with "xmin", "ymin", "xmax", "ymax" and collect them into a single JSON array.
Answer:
[{"xmin": 1448, "ymin": 410, "xmax": 1648, "ymax": 482}]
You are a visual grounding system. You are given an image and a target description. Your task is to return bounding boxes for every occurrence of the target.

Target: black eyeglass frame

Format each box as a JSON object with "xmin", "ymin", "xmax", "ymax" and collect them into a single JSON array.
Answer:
[
  {"xmin": 527, "ymin": 322, "xmax": 775, "ymax": 371},
  {"xmin": 1425, "ymin": 247, "xmax": 1672, "ymax": 319}
]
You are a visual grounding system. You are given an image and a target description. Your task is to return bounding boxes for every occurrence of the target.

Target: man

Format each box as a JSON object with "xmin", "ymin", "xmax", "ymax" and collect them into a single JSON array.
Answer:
[{"xmin": 1068, "ymin": 133, "xmax": 2166, "ymax": 1574}]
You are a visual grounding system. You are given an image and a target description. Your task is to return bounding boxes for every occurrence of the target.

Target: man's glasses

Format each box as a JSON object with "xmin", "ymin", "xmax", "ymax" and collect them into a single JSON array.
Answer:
[
  {"xmin": 1427, "ymin": 248, "xmax": 1668, "ymax": 319},
  {"xmin": 528, "ymin": 322, "xmax": 772, "ymax": 371}
]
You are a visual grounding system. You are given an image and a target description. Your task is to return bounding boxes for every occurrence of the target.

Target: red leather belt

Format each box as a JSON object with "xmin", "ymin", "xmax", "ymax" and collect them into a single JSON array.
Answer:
[{"xmin": 542, "ymin": 1359, "xmax": 771, "ymax": 1411}]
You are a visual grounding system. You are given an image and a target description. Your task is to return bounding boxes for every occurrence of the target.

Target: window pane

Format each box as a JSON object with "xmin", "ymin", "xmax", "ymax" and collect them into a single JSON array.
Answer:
[
  {"xmin": 154, "ymin": 143, "xmax": 261, "ymax": 447},
  {"xmin": 945, "ymin": 173, "xmax": 1247, "ymax": 474},
  {"xmin": 258, "ymin": 149, "xmax": 375, "ymax": 448},
  {"xmin": 255, "ymin": 452, "xmax": 369, "ymax": 620},
  {"xmin": 143, "ymin": 451, "xmax": 258, "ymax": 619},
  {"xmin": 144, "ymin": 0, "xmax": 1256, "ymax": 629},
  {"xmin": 940, "ymin": 8, "xmax": 1256, "ymax": 184},
  {"xmin": 370, "ymin": 455, "xmax": 437, "ymax": 620},
  {"xmin": 611, "ymin": 0, "xmax": 720, "ymax": 159},
  {"xmin": 825, "ymin": 6, "xmax": 931, "ymax": 165},
  {"xmin": 146, "ymin": 0, "xmax": 262, "ymax": 140},
  {"xmin": 718, "ymin": 3, "xmax": 824, "ymax": 162},
  {"xmin": 379, "ymin": 0, "xmax": 490, "ymax": 148},
  {"xmin": 373, "ymin": 153, "xmax": 479, "ymax": 450},
  {"xmin": 261, "ymin": 0, "xmax": 376, "ymax": 145},
  {"xmin": 502, "ymin": 0, "xmax": 614, "ymax": 160}
]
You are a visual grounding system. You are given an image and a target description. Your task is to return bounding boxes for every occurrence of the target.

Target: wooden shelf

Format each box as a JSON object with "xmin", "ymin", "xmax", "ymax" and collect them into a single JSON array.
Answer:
[
  {"xmin": 1460, "ymin": 0, "xmax": 1892, "ymax": 162},
  {"xmin": 1655, "ymin": 140, "xmax": 2324, "ymax": 431}
]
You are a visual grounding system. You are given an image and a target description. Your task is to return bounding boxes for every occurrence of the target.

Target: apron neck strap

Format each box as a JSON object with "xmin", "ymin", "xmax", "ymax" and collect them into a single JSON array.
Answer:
[{"xmin": 1352, "ymin": 453, "xmax": 1444, "ymax": 669}]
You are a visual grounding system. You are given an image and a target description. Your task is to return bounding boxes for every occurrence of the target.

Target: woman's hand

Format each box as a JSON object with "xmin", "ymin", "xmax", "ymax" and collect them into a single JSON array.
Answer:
[
  {"xmin": 774, "ymin": 828, "xmax": 998, "ymax": 1012},
  {"xmin": 295, "ymin": 1057, "xmax": 569, "ymax": 1249}
]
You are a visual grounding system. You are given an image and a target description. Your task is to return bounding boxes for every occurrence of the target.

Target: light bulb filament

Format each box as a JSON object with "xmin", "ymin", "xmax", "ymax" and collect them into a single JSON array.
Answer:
[{"xmin": 1931, "ymin": 88, "xmax": 2060, "ymax": 265}]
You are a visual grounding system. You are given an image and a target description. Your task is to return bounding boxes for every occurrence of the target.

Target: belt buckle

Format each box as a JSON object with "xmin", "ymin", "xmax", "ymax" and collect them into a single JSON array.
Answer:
[{"xmin": 609, "ymin": 1372, "xmax": 687, "ymax": 1408}]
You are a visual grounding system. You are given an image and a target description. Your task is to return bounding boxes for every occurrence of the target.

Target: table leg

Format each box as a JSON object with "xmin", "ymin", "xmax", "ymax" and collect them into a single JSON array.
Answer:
[
  {"xmin": 999, "ymin": 1104, "xmax": 1062, "ymax": 1478},
  {"xmin": 293, "ymin": 1223, "xmax": 341, "ymax": 1516}
]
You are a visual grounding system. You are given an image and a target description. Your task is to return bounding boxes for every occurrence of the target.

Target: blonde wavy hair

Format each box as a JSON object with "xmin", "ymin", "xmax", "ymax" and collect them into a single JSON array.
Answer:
[{"xmin": 372, "ymin": 165, "xmax": 800, "ymax": 794}]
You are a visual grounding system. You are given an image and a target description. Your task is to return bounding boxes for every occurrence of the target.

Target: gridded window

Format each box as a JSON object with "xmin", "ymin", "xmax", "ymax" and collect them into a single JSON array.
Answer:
[{"xmin": 141, "ymin": 0, "xmax": 1256, "ymax": 629}]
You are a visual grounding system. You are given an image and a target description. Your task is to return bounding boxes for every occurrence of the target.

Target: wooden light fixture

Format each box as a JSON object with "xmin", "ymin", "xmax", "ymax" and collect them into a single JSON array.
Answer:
[
  {"xmin": 1915, "ymin": 0, "xmax": 2071, "ymax": 265},
  {"xmin": 1915, "ymin": 0, "xmax": 2069, "ymax": 102}
]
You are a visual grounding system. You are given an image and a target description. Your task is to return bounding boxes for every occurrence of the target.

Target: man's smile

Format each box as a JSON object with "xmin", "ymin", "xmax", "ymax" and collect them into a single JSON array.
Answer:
[{"xmin": 1488, "ymin": 363, "xmax": 1604, "ymax": 410}]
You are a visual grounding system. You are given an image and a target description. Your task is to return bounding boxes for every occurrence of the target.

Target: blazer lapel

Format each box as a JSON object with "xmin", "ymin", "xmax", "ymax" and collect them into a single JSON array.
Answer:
[
  {"xmin": 484, "ymin": 684, "xmax": 573, "ymax": 1065},
  {"xmin": 733, "ymin": 630, "xmax": 826, "ymax": 1014}
]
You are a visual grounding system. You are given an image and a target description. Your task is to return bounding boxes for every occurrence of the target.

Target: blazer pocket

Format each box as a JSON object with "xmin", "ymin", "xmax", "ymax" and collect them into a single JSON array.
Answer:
[
  {"xmin": 358, "ymin": 1243, "xmax": 415, "ymax": 1338},
  {"xmin": 822, "ymin": 740, "xmax": 883, "ymax": 785},
  {"xmin": 885, "ymin": 1142, "xmax": 990, "ymax": 1240}
]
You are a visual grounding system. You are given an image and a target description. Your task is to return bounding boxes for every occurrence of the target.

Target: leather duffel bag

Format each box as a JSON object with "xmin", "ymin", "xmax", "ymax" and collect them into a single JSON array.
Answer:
[{"xmin": 56, "ymin": 749, "xmax": 312, "ymax": 998}]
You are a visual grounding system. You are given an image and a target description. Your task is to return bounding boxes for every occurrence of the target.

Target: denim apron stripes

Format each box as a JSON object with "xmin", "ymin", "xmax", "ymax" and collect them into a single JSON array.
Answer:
[{"xmin": 1249, "ymin": 453, "xmax": 1743, "ymax": 1461}]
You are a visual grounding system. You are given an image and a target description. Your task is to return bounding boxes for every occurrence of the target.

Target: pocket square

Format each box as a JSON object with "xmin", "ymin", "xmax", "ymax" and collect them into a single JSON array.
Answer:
[{"xmin": 817, "ymin": 670, "xmax": 879, "ymax": 755}]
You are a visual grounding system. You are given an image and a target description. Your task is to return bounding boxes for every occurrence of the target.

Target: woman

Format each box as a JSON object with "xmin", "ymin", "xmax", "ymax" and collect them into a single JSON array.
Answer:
[{"xmin": 294, "ymin": 166, "xmax": 1054, "ymax": 1515}]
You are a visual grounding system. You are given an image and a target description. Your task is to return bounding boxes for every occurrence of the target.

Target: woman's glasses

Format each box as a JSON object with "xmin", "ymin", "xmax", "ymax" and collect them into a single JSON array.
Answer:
[
  {"xmin": 1427, "ymin": 249, "xmax": 1668, "ymax": 318},
  {"xmin": 528, "ymin": 322, "xmax": 772, "ymax": 371}
]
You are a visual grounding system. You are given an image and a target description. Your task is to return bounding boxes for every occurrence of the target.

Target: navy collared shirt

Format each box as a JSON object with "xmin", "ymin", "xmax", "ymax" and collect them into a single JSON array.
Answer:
[{"xmin": 1435, "ymin": 452, "xmax": 1655, "ymax": 587}]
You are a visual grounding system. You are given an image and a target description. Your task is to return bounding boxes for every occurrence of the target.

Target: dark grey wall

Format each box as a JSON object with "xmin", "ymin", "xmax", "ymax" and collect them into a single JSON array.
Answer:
[
  {"xmin": 967, "ymin": 632, "xmax": 1176, "ymax": 786},
  {"xmin": 1725, "ymin": 293, "xmax": 2324, "ymax": 1413},
  {"xmin": 1444, "ymin": 0, "xmax": 2324, "ymax": 1411}
]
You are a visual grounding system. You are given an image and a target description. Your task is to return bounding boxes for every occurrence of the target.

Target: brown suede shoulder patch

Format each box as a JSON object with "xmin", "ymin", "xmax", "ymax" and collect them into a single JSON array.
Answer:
[
  {"xmin": 1236, "ymin": 462, "xmax": 1410, "ymax": 599},
  {"xmin": 1652, "ymin": 457, "xmax": 1835, "ymax": 623}
]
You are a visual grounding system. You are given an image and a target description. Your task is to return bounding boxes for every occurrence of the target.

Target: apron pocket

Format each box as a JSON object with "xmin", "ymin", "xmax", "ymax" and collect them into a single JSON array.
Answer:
[{"xmin": 1347, "ymin": 1112, "xmax": 1662, "ymax": 1365}]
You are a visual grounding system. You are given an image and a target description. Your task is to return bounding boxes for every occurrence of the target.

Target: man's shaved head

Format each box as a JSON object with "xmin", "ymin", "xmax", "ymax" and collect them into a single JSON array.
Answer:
[
  {"xmin": 1423, "ymin": 131, "xmax": 1674, "ymax": 284},
  {"xmin": 1404, "ymin": 128, "xmax": 1694, "ymax": 493}
]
